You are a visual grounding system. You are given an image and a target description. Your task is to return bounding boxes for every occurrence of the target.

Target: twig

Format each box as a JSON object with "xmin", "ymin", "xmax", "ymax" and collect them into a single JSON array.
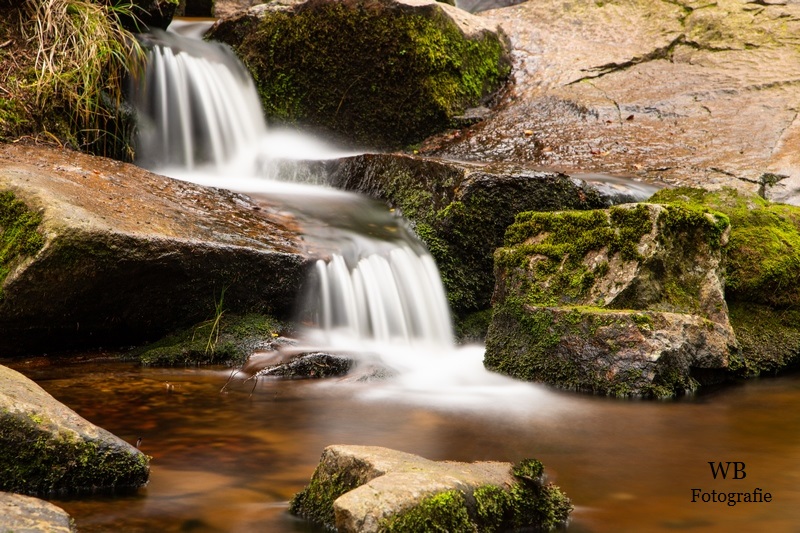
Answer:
[{"xmin": 0, "ymin": 39, "xmax": 12, "ymax": 49}]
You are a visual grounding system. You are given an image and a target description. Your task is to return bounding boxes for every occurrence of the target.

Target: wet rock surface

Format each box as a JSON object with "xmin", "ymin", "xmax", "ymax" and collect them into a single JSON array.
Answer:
[
  {"xmin": 0, "ymin": 144, "xmax": 312, "ymax": 357},
  {"xmin": 0, "ymin": 492, "xmax": 76, "ymax": 533},
  {"xmin": 424, "ymin": 0, "xmax": 800, "ymax": 205},
  {"xmin": 0, "ymin": 364, "xmax": 149, "ymax": 495}
]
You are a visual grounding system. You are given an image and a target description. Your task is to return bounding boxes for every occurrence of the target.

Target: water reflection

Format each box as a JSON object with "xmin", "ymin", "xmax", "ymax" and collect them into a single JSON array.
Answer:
[{"xmin": 6, "ymin": 356, "xmax": 800, "ymax": 532}]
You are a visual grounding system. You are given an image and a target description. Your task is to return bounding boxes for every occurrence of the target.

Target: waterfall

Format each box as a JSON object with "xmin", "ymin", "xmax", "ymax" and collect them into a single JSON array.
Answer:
[{"xmin": 130, "ymin": 28, "xmax": 456, "ymax": 352}]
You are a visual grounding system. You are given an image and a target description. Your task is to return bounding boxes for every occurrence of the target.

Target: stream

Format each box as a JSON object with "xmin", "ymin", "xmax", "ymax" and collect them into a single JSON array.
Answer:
[{"xmin": 6, "ymin": 354, "xmax": 800, "ymax": 532}]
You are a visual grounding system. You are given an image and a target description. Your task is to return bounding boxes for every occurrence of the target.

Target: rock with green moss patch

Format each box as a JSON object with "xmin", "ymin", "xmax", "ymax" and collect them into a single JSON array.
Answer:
[
  {"xmin": 0, "ymin": 365, "xmax": 149, "ymax": 495},
  {"xmin": 208, "ymin": 0, "xmax": 511, "ymax": 149},
  {"xmin": 651, "ymin": 187, "xmax": 800, "ymax": 377},
  {"xmin": 0, "ymin": 492, "xmax": 77, "ymax": 533},
  {"xmin": 327, "ymin": 153, "xmax": 607, "ymax": 317},
  {"xmin": 290, "ymin": 445, "xmax": 571, "ymax": 532},
  {"xmin": 486, "ymin": 203, "xmax": 737, "ymax": 397},
  {"xmin": 0, "ymin": 144, "xmax": 311, "ymax": 357}
]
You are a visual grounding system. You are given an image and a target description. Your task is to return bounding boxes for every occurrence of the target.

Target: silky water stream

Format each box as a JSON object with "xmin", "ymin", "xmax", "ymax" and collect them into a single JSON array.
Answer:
[{"xmin": 6, "ymin": 25, "xmax": 800, "ymax": 533}]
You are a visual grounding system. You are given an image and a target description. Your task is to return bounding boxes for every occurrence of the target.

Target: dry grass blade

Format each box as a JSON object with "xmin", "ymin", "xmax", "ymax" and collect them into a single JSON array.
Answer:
[{"xmin": 21, "ymin": 0, "xmax": 145, "ymax": 154}]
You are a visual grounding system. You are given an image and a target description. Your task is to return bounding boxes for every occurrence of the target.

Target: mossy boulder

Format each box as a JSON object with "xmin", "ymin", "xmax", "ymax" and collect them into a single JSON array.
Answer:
[
  {"xmin": 651, "ymin": 187, "xmax": 800, "ymax": 376},
  {"xmin": 485, "ymin": 203, "xmax": 737, "ymax": 397},
  {"xmin": 327, "ymin": 153, "xmax": 607, "ymax": 318},
  {"xmin": 0, "ymin": 365, "xmax": 149, "ymax": 495},
  {"xmin": 130, "ymin": 313, "xmax": 288, "ymax": 366},
  {"xmin": 0, "ymin": 144, "xmax": 311, "ymax": 357},
  {"xmin": 0, "ymin": 492, "xmax": 76, "ymax": 532},
  {"xmin": 208, "ymin": 0, "xmax": 511, "ymax": 149},
  {"xmin": 290, "ymin": 445, "xmax": 571, "ymax": 532}
]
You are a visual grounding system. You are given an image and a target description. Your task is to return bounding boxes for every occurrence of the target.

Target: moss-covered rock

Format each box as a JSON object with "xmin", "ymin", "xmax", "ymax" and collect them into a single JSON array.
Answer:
[
  {"xmin": 290, "ymin": 445, "xmax": 571, "ymax": 532},
  {"xmin": 208, "ymin": 0, "xmax": 511, "ymax": 149},
  {"xmin": 0, "ymin": 365, "xmax": 149, "ymax": 496},
  {"xmin": 328, "ymin": 153, "xmax": 607, "ymax": 316},
  {"xmin": 485, "ymin": 203, "xmax": 737, "ymax": 397},
  {"xmin": 650, "ymin": 186, "xmax": 800, "ymax": 376},
  {"xmin": 129, "ymin": 313, "xmax": 288, "ymax": 366},
  {"xmin": 0, "ymin": 144, "xmax": 311, "ymax": 357}
]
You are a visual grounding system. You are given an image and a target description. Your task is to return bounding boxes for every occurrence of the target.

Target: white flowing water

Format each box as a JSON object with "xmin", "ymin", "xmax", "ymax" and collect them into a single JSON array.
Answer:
[{"xmin": 131, "ymin": 29, "xmax": 473, "ymax": 380}]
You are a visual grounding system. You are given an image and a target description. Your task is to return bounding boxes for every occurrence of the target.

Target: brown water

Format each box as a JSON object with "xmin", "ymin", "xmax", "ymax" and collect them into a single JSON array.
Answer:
[{"xmin": 7, "ymin": 354, "xmax": 800, "ymax": 533}]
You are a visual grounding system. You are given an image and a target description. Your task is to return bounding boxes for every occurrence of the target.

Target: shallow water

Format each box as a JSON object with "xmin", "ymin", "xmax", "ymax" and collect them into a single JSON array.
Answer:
[{"xmin": 7, "ymin": 354, "xmax": 800, "ymax": 533}]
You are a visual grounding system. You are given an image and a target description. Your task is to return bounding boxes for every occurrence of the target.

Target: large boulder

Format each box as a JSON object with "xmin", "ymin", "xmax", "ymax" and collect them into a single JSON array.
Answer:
[
  {"xmin": 0, "ymin": 144, "xmax": 311, "ymax": 357},
  {"xmin": 290, "ymin": 445, "xmax": 572, "ymax": 532},
  {"xmin": 327, "ymin": 153, "xmax": 608, "ymax": 316},
  {"xmin": 118, "ymin": 0, "xmax": 179, "ymax": 32},
  {"xmin": 208, "ymin": 0, "xmax": 511, "ymax": 149},
  {"xmin": 0, "ymin": 365, "xmax": 149, "ymax": 495},
  {"xmin": 425, "ymin": 0, "xmax": 800, "ymax": 205},
  {"xmin": 485, "ymin": 203, "xmax": 738, "ymax": 397},
  {"xmin": 650, "ymin": 187, "xmax": 800, "ymax": 377},
  {"xmin": 0, "ymin": 492, "xmax": 76, "ymax": 533}
]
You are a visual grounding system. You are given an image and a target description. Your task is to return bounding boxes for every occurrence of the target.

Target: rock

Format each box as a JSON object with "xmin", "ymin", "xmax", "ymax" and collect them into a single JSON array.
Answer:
[
  {"xmin": 0, "ymin": 492, "xmax": 77, "ymax": 533},
  {"xmin": 327, "ymin": 153, "xmax": 608, "ymax": 316},
  {"xmin": 130, "ymin": 313, "xmax": 288, "ymax": 366},
  {"xmin": 0, "ymin": 144, "xmax": 311, "ymax": 357},
  {"xmin": 650, "ymin": 187, "xmax": 800, "ymax": 377},
  {"xmin": 118, "ymin": 0, "xmax": 179, "ymax": 32},
  {"xmin": 485, "ymin": 203, "xmax": 737, "ymax": 397},
  {"xmin": 425, "ymin": 0, "xmax": 800, "ymax": 206},
  {"xmin": 0, "ymin": 364, "xmax": 149, "ymax": 495},
  {"xmin": 208, "ymin": 0, "xmax": 511, "ymax": 149},
  {"xmin": 213, "ymin": 0, "xmax": 264, "ymax": 18},
  {"xmin": 290, "ymin": 445, "xmax": 572, "ymax": 532}
]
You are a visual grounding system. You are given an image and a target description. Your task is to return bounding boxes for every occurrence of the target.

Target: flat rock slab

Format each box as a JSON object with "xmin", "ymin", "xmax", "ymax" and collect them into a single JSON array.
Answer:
[
  {"xmin": 426, "ymin": 0, "xmax": 800, "ymax": 205},
  {"xmin": 0, "ymin": 144, "xmax": 311, "ymax": 356},
  {"xmin": 0, "ymin": 364, "xmax": 149, "ymax": 495},
  {"xmin": 0, "ymin": 492, "xmax": 76, "ymax": 533},
  {"xmin": 290, "ymin": 444, "xmax": 571, "ymax": 532}
]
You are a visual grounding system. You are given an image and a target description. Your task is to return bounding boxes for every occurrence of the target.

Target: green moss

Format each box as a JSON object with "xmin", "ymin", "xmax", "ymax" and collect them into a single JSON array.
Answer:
[
  {"xmin": 0, "ymin": 411, "xmax": 149, "ymax": 495},
  {"xmin": 0, "ymin": 191, "xmax": 45, "ymax": 296},
  {"xmin": 130, "ymin": 313, "xmax": 286, "ymax": 366},
  {"xmin": 380, "ymin": 490, "xmax": 475, "ymax": 532},
  {"xmin": 497, "ymin": 205, "xmax": 654, "ymax": 307},
  {"xmin": 213, "ymin": 0, "xmax": 510, "ymax": 149},
  {"xmin": 454, "ymin": 308, "xmax": 493, "ymax": 343},
  {"xmin": 727, "ymin": 301, "xmax": 800, "ymax": 377},
  {"xmin": 289, "ymin": 468, "xmax": 364, "ymax": 526}
]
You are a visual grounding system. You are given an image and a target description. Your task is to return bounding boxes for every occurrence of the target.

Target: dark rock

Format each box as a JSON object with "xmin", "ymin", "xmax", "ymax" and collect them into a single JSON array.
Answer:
[
  {"xmin": 0, "ymin": 145, "xmax": 312, "ymax": 357},
  {"xmin": 0, "ymin": 364, "xmax": 149, "ymax": 495},
  {"xmin": 118, "ymin": 0, "xmax": 179, "ymax": 32},
  {"xmin": 208, "ymin": 0, "xmax": 511, "ymax": 149},
  {"xmin": 290, "ymin": 445, "xmax": 571, "ymax": 532},
  {"xmin": 0, "ymin": 492, "xmax": 77, "ymax": 533},
  {"xmin": 485, "ymin": 203, "xmax": 737, "ymax": 397},
  {"xmin": 254, "ymin": 351, "xmax": 354, "ymax": 379},
  {"xmin": 327, "ymin": 153, "xmax": 607, "ymax": 316}
]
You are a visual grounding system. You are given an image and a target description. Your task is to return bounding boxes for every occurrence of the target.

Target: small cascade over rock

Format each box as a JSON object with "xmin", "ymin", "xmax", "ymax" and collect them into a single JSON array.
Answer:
[{"xmin": 130, "ymin": 27, "xmax": 456, "ymax": 353}]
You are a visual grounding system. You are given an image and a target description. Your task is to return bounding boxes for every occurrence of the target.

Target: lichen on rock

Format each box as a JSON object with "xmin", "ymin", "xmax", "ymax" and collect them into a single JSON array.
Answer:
[{"xmin": 208, "ymin": 0, "xmax": 511, "ymax": 149}]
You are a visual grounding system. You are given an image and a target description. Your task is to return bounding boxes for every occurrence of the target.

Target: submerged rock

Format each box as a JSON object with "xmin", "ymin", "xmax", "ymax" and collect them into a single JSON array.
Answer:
[
  {"xmin": 208, "ymin": 0, "xmax": 511, "ymax": 149},
  {"xmin": 485, "ymin": 203, "xmax": 737, "ymax": 397},
  {"xmin": 0, "ymin": 492, "xmax": 76, "ymax": 533},
  {"xmin": 290, "ymin": 445, "xmax": 572, "ymax": 532},
  {"xmin": 0, "ymin": 365, "xmax": 149, "ymax": 495},
  {"xmin": 0, "ymin": 144, "xmax": 311, "ymax": 357},
  {"xmin": 327, "ymin": 153, "xmax": 607, "ymax": 316},
  {"xmin": 426, "ymin": 0, "xmax": 800, "ymax": 205}
]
